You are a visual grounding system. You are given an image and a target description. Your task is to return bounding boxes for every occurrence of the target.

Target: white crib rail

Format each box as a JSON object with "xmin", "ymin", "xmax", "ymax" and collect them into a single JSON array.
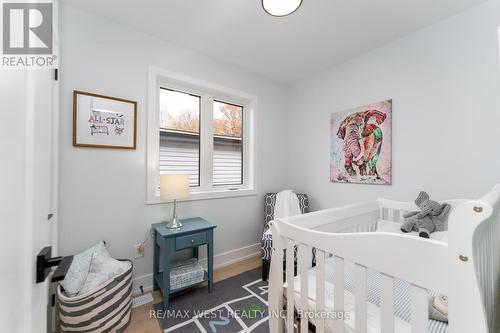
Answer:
[
  {"xmin": 333, "ymin": 255, "xmax": 345, "ymax": 333},
  {"xmin": 281, "ymin": 200, "xmax": 379, "ymax": 231},
  {"xmin": 269, "ymin": 187, "xmax": 500, "ymax": 333},
  {"xmin": 378, "ymin": 198, "xmax": 466, "ymax": 225},
  {"xmin": 449, "ymin": 185, "xmax": 500, "ymax": 333},
  {"xmin": 269, "ymin": 218, "xmax": 448, "ymax": 333},
  {"xmin": 285, "ymin": 240, "xmax": 294, "ymax": 333},
  {"xmin": 378, "ymin": 199, "xmax": 419, "ymax": 223},
  {"xmin": 380, "ymin": 272, "xmax": 395, "ymax": 333}
]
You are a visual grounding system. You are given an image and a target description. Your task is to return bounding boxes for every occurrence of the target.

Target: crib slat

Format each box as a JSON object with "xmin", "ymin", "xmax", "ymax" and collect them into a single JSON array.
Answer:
[
  {"xmin": 393, "ymin": 209, "xmax": 400, "ymax": 222},
  {"xmin": 388, "ymin": 209, "xmax": 394, "ymax": 221},
  {"xmin": 411, "ymin": 284, "xmax": 428, "ymax": 333},
  {"xmin": 333, "ymin": 256, "xmax": 345, "ymax": 333},
  {"xmin": 308, "ymin": 246, "xmax": 313, "ymax": 269},
  {"xmin": 315, "ymin": 250, "xmax": 325, "ymax": 333},
  {"xmin": 298, "ymin": 244, "xmax": 309, "ymax": 333},
  {"xmin": 286, "ymin": 240, "xmax": 295, "ymax": 333},
  {"xmin": 382, "ymin": 208, "xmax": 388, "ymax": 220},
  {"xmin": 354, "ymin": 264, "xmax": 367, "ymax": 333},
  {"xmin": 380, "ymin": 273, "xmax": 395, "ymax": 333}
]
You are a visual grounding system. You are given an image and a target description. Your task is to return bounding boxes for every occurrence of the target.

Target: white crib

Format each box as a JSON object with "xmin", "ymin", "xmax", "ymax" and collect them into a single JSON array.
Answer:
[{"xmin": 268, "ymin": 186, "xmax": 500, "ymax": 333}]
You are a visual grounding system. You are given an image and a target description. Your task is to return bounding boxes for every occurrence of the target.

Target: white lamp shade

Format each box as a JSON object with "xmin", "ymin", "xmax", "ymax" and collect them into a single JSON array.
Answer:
[
  {"xmin": 160, "ymin": 174, "xmax": 190, "ymax": 200},
  {"xmin": 262, "ymin": 0, "xmax": 302, "ymax": 17}
]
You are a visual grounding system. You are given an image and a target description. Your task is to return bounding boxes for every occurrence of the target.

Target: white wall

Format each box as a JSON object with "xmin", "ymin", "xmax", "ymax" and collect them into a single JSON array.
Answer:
[
  {"xmin": 287, "ymin": 0, "xmax": 500, "ymax": 209},
  {"xmin": 58, "ymin": 4, "xmax": 288, "ymax": 291}
]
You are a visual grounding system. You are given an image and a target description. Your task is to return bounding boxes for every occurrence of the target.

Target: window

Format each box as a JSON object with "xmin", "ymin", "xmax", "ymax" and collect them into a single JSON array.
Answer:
[
  {"xmin": 159, "ymin": 89, "xmax": 201, "ymax": 187},
  {"xmin": 147, "ymin": 67, "xmax": 257, "ymax": 203},
  {"xmin": 213, "ymin": 101, "xmax": 243, "ymax": 186}
]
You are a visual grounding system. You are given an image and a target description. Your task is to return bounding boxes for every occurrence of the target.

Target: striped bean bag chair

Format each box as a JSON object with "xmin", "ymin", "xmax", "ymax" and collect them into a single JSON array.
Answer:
[{"xmin": 57, "ymin": 260, "xmax": 133, "ymax": 333}]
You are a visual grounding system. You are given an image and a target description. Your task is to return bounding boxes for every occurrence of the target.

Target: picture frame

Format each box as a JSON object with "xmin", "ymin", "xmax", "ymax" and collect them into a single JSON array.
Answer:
[
  {"xmin": 330, "ymin": 99, "xmax": 392, "ymax": 185},
  {"xmin": 73, "ymin": 91, "xmax": 137, "ymax": 149}
]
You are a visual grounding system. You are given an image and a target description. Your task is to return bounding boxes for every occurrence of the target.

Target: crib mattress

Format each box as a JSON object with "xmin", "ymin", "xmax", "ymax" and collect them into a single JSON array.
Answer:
[{"xmin": 286, "ymin": 258, "xmax": 448, "ymax": 333}]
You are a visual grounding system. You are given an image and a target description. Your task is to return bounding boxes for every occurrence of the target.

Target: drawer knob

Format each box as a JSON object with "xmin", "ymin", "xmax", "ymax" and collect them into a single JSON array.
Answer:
[{"xmin": 191, "ymin": 239, "xmax": 194, "ymax": 244}]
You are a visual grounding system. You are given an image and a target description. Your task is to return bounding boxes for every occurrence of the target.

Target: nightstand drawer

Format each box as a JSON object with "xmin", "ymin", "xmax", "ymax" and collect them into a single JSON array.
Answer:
[{"xmin": 176, "ymin": 232, "xmax": 207, "ymax": 250}]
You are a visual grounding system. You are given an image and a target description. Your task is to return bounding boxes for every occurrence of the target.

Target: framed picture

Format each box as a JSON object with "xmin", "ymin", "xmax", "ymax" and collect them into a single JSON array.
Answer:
[
  {"xmin": 330, "ymin": 99, "xmax": 392, "ymax": 185},
  {"xmin": 73, "ymin": 91, "xmax": 137, "ymax": 149}
]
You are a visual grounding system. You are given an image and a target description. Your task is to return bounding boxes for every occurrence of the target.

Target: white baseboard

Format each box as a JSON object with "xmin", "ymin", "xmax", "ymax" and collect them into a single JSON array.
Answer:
[
  {"xmin": 131, "ymin": 242, "xmax": 261, "ymax": 296},
  {"xmin": 132, "ymin": 274, "xmax": 156, "ymax": 296}
]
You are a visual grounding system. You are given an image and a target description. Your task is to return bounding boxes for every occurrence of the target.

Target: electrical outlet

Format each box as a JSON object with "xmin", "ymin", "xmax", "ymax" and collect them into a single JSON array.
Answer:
[{"xmin": 134, "ymin": 244, "xmax": 144, "ymax": 259}]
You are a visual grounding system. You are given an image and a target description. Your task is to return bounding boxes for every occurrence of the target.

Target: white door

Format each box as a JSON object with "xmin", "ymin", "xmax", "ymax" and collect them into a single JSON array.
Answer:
[
  {"xmin": 0, "ymin": 68, "xmax": 59, "ymax": 333},
  {"xmin": 0, "ymin": 0, "xmax": 60, "ymax": 330}
]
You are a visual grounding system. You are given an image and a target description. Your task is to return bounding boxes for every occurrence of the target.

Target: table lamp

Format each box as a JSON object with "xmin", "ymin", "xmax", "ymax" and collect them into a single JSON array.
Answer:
[{"xmin": 160, "ymin": 174, "xmax": 190, "ymax": 229}]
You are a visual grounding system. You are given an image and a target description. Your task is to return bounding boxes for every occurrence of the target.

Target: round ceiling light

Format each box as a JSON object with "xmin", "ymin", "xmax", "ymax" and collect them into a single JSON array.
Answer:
[{"xmin": 262, "ymin": 0, "xmax": 302, "ymax": 17}]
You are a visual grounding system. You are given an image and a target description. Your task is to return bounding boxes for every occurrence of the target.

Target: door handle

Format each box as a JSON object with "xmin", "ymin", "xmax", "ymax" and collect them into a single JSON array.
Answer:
[{"xmin": 36, "ymin": 246, "xmax": 74, "ymax": 283}]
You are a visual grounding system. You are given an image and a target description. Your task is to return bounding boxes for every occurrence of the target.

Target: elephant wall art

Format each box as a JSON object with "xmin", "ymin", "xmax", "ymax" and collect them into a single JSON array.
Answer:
[{"xmin": 330, "ymin": 99, "xmax": 392, "ymax": 185}]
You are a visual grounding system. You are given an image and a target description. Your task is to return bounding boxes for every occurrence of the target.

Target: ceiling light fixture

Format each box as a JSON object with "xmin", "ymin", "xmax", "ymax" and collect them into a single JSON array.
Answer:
[{"xmin": 262, "ymin": 0, "xmax": 302, "ymax": 17}]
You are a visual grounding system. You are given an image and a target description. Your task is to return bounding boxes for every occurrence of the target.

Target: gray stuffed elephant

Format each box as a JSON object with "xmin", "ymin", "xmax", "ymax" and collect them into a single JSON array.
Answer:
[{"xmin": 401, "ymin": 191, "xmax": 451, "ymax": 238}]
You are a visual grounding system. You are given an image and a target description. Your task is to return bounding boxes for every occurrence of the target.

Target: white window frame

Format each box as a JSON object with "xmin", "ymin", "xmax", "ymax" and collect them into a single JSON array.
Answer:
[{"xmin": 147, "ymin": 66, "xmax": 257, "ymax": 204}]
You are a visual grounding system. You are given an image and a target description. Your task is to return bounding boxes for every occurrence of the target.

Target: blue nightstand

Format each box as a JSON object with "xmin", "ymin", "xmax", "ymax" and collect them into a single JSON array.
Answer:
[{"xmin": 152, "ymin": 217, "xmax": 217, "ymax": 309}]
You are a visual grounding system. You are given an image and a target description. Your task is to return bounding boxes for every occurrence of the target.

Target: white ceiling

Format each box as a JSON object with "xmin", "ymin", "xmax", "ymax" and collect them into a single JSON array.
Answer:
[{"xmin": 65, "ymin": 0, "xmax": 487, "ymax": 84}]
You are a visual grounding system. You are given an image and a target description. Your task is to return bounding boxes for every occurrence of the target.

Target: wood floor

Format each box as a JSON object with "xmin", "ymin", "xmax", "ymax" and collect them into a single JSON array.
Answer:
[{"xmin": 124, "ymin": 255, "xmax": 262, "ymax": 333}]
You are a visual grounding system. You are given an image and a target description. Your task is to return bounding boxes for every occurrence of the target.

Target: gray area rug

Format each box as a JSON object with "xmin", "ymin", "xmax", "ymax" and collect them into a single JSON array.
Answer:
[{"xmin": 153, "ymin": 268, "xmax": 270, "ymax": 332}]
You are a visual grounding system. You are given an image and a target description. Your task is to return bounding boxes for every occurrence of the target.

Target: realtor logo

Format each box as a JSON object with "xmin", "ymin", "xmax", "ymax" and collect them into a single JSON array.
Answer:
[{"xmin": 1, "ymin": 1, "xmax": 57, "ymax": 68}]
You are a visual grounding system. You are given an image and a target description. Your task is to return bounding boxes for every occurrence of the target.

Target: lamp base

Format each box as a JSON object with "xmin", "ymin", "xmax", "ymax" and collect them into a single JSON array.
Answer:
[{"xmin": 165, "ymin": 217, "xmax": 183, "ymax": 229}]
